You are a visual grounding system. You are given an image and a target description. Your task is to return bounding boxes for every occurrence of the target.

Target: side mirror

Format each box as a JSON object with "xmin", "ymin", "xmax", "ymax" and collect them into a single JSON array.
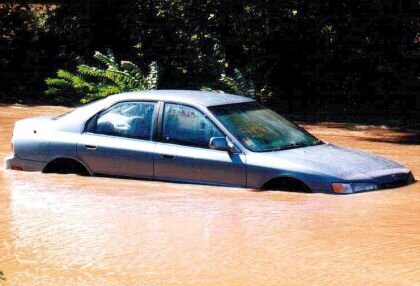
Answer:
[{"xmin": 209, "ymin": 137, "xmax": 233, "ymax": 152}]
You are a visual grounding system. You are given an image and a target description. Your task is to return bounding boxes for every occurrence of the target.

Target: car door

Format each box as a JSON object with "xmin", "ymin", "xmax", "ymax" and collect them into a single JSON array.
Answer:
[
  {"xmin": 77, "ymin": 101, "xmax": 157, "ymax": 178},
  {"xmin": 154, "ymin": 103, "xmax": 246, "ymax": 187}
]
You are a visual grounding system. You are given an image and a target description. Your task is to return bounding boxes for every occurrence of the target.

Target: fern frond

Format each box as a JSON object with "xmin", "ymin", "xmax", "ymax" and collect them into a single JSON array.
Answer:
[
  {"xmin": 77, "ymin": 65, "xmax": 107, "ymax": 80},
  {"xmin": 200, "ymin": 86, "xmax": 214, "ymax": 92},
  {"xmin": 104, "ymin": 69, "xmax": 139, "ymax": 90},
  {"xmin": 200, "ymin": 86, "xmax": 225, "ymax": 93},
  {"xmin": 45, "ymin": 50, "xmax": 159, "ymax": 103},
  {"xmin": 44, "ymin": 87, "xmax": 61, "ymax": 96},
  {"xmin": 45, "ymin": 78, "xmax": 72, "ymax": 89},
  {"xmin": 146, "ymin": 61, "xmax": 159, "ymax": 89},
  {"xmin": 220, "ymin": 73, "xmax": 240, "ymax": 94},
  {"xmin": 247, "ymin": 80, "xmax": 256, "ymax": 98},
  {"xmin": 233, "ymin": 68, "xmax": 248, "ymax": 95},
  {"xmin": 81, "ymin": 84, "xmax": 120, "ymax": 103},
  {"xmin": 93, "ymin": 51, "xmax": 119, "ymax": 69},
  {"xmin": 95, "ymin": 84, "xmax": 122, "ymax": 98},
  {"xmin": 56, "ymin": 69, "xmax": 94, "ymax": 93},
  {"xmin": 121, "ymin": 61, "xmax": 143, "ymax": 77},
  {"xmin": 56, "ymin": 69, "xmax": 78, "ymax": 82}
]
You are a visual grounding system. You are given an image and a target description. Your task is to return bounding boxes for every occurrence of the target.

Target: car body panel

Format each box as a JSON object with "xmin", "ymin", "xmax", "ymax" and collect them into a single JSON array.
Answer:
[
  {"xmin": 77, "ymin": 133, "xmax": 155, "ymax": 178},
  {"xmin": 4, "ymin": 154, "xmax": 46, "ymax": 171},
  {"xmin": 245, "ymin": 143, "xmax": 410, "ymax": 191},
  {"xmin": 13, "ymin": 116, "xmax": 54, "ymax": 161},
  {"xmin": 154, "ymin": 142, "xmax": 247, "ymax": 187},
  {"xmin": 4, "ymin": 90, "xmax": 414, "ymax": 193},
  {"xmin": 48, "ymin": 130, "xmax": 80, "ymax": 160}
]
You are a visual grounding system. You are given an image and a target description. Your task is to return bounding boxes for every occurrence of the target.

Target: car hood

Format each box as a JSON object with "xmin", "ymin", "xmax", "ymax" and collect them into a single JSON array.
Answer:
[{"xmin": 265, "ymin": 143, "xmax": 408, "ymax": 181}]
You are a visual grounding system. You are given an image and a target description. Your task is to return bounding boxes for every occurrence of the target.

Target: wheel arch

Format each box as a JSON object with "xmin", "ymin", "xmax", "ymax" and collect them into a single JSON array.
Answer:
[
  {"xmin": 261, "ymin": 174, "xmax": 312, "ymax": 192},
  {"xmin": 43, "ymin": 156, "xmax": 93, "ymax": 176}
]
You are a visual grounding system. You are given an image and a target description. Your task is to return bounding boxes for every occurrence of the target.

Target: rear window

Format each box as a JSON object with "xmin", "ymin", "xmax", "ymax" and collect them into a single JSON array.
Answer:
[{"xmin": 52, "ymin": 100, "xmax": 99, "ymax": 120}]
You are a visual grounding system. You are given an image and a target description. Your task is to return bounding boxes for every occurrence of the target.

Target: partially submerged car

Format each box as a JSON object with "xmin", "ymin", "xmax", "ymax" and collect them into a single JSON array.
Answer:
[{"xmin": 4, "ymin": 90, "xmax": 415, "ymax": 193}]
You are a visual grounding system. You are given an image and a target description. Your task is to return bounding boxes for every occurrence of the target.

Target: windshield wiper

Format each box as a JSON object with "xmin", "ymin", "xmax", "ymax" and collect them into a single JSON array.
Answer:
[
  {"xmin": 282, "ymin": 142, "xmax": 307, "ymax": 149},
  {"xmin": 268, "ymin": 142, "xmax": 307, "ymax": 152}
]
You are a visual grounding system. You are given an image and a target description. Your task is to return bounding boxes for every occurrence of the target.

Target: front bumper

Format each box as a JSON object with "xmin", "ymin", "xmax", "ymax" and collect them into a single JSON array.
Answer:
[
  {"xmin": 4, "ymin": 153, "xmax": 46, "ymax": 172},
  {"xmin": 332, "ymin": 171, "xmax": 415, "ymax": 194},
  {"xmin": 376, "ymin": 171, "xmax": 415, "ymax": 189}
]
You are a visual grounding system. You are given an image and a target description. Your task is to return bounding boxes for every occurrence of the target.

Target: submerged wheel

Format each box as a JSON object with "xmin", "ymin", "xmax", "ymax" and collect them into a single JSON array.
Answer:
[
  {"xmin": 262, "ymin": 177, "xmax": 312, "ymax": 193},
  {"xmin": 43, "ymin": 158, "xmax": 90, "ymax": 176}
]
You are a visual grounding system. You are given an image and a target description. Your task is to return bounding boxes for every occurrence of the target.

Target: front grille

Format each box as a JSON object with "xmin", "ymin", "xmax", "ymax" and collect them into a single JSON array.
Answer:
[{"xmin": 378, "ymin": 173, "xmax": 412, "ymax": 189}]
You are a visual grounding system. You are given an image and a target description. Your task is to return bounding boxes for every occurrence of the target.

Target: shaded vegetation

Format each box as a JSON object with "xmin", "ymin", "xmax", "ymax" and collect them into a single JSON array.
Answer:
[
  {"xmin": 45, "ymin": 51, "xmax": 158, "ymax": 103},
  {"xmin": 201, "ymin": 67, "xmax": 272, "ymax": 101},
  {"xmin": 0, "ymin": 1, "xmax": 419, "ymax": 125}
]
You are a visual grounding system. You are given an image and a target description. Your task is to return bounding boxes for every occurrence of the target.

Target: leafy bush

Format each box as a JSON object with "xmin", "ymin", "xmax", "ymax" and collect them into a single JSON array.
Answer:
[
  {"xmin": 45, "ymin": 51, "xmax": 159, "ymax": 103},
  {"xmin": 201, "ymin": 68, "xmax": 272, "ymax": 101}
]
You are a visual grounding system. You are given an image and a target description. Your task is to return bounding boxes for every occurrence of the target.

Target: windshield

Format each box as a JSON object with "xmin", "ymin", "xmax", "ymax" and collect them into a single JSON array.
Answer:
[{"xmin": 209, "ymin": 102, "xmax": 321, "ymax": 152}]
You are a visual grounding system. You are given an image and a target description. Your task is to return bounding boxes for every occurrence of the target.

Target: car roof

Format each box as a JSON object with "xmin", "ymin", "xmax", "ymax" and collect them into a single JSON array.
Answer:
[{"xmin": 106, "ymin": 90, "xmax": 254, "ymax": 107}]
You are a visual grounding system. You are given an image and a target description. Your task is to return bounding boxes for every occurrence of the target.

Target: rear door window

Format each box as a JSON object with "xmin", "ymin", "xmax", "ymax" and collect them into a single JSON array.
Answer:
[{"xmin": 90, "ymin": 102, "xmax": 156, "ymax": 140}]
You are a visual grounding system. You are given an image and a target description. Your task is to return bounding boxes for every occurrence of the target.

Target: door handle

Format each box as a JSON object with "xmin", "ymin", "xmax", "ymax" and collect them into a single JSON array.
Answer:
[
  {"xmin": 85, "ymin": 144, "xmax": 97, "ymax": 150},
  {"xmin": 160, "ymin": 154, "xmax": 176, "ymax": 160}
]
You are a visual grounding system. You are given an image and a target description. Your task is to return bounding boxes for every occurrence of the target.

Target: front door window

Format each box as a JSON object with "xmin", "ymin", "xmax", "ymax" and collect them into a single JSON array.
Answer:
[{"xmin": 162, "ymin": 103, "xmax": 224, "ymax": 148}]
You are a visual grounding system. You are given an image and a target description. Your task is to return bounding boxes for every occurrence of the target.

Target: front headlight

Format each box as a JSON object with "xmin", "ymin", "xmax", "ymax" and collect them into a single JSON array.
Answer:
[{"xmin": 332, "ymin": 183, "xmax": 378, "ymax": 194}]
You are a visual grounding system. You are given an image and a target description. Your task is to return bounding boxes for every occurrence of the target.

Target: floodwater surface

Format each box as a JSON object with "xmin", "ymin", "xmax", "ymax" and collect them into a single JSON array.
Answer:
[{"xmin": 0, "ymin": 105, "xmax": 419, "ymax": 285}]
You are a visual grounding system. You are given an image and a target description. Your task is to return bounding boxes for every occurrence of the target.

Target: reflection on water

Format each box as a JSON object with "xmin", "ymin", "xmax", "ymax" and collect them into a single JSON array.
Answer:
[{"xmin": 0, "ymin": 105, "xmax": 419, "ymax": 285}]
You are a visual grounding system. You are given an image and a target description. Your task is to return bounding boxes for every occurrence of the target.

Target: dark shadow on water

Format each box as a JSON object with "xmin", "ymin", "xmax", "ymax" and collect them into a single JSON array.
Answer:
[
  {"xmin": 300, "ymin": 121, "xmax": 420, "ymax": 145},
  {"xmin": 287, "ymin": 111, "xmax": 420, "ymax": 130},
  {"xmin": 364, "ymin": 133, "xmax": 420, "ymax": 145}
]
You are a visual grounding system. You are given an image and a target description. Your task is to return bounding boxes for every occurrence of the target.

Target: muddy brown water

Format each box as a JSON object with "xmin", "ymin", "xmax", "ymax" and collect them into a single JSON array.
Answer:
[{"xmin": 0, "ymin": 105, "xmax": 419, "ymax": 285}]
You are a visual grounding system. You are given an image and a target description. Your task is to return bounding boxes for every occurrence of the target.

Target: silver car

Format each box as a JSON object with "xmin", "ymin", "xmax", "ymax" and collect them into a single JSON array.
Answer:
[{"xmin": 4, "ymin": 90, "xmax": 414, "ymax": 193}]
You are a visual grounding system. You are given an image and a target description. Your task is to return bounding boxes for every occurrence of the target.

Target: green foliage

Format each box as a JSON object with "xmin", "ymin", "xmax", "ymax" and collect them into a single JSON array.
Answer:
[
  {"xmin": 202, "ymin": 68, "xmax": 272, "ymax": 101},
  {"xmin": 2, "ymin": 0, "xmax": 420, "ymax": 116},
  {"xmin": 45, "ymin": 51, "xmax": 159, "ymax": 103}
]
